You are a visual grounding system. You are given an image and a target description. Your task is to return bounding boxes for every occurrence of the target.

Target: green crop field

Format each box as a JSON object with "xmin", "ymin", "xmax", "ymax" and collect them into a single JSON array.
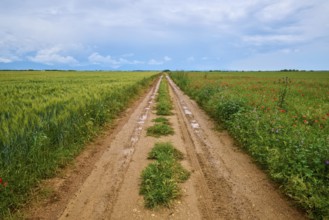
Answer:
[
  {"xmin": 0, "ymin": 71, "xmax": 157, "ymax": 216},
  {"xmin": 170, "ymin": 71, "xmax": 329, "ymax": 219}
]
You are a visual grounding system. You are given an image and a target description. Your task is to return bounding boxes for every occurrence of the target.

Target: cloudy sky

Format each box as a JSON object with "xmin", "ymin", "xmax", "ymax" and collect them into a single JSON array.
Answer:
[{"xmin": 1, "ymin": 0, "xmax": 328, "ymax": 70}]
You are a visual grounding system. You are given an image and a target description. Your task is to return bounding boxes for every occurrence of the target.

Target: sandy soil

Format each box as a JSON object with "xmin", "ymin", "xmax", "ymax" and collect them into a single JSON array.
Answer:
[{"xmin": 26, "ymin": 76, "xmax": 307, "ymax": 220}]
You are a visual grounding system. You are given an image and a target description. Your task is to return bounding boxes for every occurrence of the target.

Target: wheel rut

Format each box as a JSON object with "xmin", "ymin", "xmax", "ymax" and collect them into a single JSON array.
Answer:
[
  {"xmin": 167, "ymin": 75, "xmax": 306, "ymax": 220},
  {"xmin": 168, "ymin": 75, "xmax": 249, "ymax": 219},
  {"xmin": 57, "ymin": 78, "xmax": 162, "ymax": 220}
]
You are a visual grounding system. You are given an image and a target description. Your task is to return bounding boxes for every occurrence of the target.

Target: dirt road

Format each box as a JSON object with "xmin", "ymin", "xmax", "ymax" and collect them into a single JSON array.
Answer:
[{"xmin": 27, "ymin": 76, "xmax": 307, "ymax": 219}]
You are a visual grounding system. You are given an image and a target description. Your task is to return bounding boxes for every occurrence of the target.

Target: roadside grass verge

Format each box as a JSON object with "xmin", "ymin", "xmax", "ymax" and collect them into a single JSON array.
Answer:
[
  {"xmin": 170, "ymin": 71, "xmax": 329, "ymax": 219},
  {"xmin": 140, "ymin": 142, "xmax": 190, "ymax": 208},
  {"xmin": 147, "ymin": 117, "xmax": 174, "ymax": 137},
  {"xmin": 0, "ymin": 71, "xmax": 158, "ymax": 218}
]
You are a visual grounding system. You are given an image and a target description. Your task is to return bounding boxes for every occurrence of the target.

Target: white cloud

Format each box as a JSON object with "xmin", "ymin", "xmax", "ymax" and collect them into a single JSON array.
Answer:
[
  {"xmin": 0, "ymin": 57, "xmax": 12, "ymax": 63},
  {"xmin": 228, "ymin": 39, "xmax": 329, "ymax": 71},
  {"xmin": 148, "ymin": 59, "xmax": 162, "ymax": 65},
  {"xmin": 29, "ymin": 47, "xmax": 78, "ymax": 65},
  {"xmin": 187, "ymin": 56, "xmax": 195, "ymax": 62},
  {"xmin": 164, "ymin": 56, "xmax": 171, "ymax": 62},
  {"xmin": 242, "ymin": 34, "xmax": 303, "ymax": 46},
  {"xmin": 256, "ymin": 1, "xmax": 299, "ymax": 22},
  {"xmin": 249, "ymin": 1, "xmax": 328, "ymax": 42},
  {"xmin": 148, "ymin": 56, "xmax": 172, "ymax": 65},
  {"xmin": 88, "ymin": 52, "xmax": 142, "ymax": 68},
  {"xmin": 280, "ymin": 48, "xmax": 300, "ymax": 54}
]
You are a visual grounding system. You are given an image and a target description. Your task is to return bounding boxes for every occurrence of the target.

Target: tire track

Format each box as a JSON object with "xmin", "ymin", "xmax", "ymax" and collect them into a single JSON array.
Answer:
[
  {"xmin": 167, "ymin": 75, "xmax": 306, "ymax": 220},
  {"xmin": 59, "ymin": 77, "xmax": 162, "ymax": 220},
  {"xmin": 167, "ymin": 77, "xmax": 218, "ymax": 219}
]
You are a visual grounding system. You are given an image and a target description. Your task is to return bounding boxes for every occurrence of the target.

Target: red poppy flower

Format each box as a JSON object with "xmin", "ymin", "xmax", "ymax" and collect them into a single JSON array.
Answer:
[{"xmin": 0, "ymin": 178, "xmax": 2, "ymax": 184}]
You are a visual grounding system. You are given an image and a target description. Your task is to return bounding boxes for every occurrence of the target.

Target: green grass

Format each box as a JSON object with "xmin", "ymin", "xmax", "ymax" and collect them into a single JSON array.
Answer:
[
  {"xmin": 152, "ymin": 117, "xmax": 170, "ymax": 124},
  {"xmin": 140, "ymin": 142, "xmax": 190, "ymax": 208},
  {"xmin": 147, "ymin": 77, "xmax": 175, "ymax": 137},
  {"xmin": 156, "ymin": 78, "xmax": 172, "ymax": 115},
  {"xmin": 170, "ymin": 71, "xmax": 329, "ymax": 219},
  {"xmin": 0, "ymin": 70, "xmax": 158, "ymax": 217},
  {"xmin": 147, "ymin": 117, "xmax": 174, "ymax": 137},
  {"xmin": 148, "ymin": 142, "xmax": 184, "ymax": 161}
]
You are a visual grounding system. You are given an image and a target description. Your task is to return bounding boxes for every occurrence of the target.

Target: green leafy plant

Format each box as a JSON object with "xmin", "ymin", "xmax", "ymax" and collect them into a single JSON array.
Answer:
[
  {"xmin": 276, "ymin": 77, "xmax": 292, "ymax": 109},
  {"xmin": 215, "ymin": 98, "xmax": 247, "ymax": 121}
]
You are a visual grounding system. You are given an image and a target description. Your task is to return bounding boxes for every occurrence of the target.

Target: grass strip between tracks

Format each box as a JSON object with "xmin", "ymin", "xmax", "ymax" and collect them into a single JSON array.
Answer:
[
  {"xmin": 156, "ymin": 77, "xmax": 172, "ymax": 116},
  {"xmin": 140, "ymin": 142, "xmax": 190, "ymax": 208},
  {"xmin": 146, "ymin": 117, "xmax": 174, "ymax": 137}
]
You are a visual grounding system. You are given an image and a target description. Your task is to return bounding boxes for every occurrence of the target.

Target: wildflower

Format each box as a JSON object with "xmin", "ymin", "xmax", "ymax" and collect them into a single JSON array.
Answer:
[
  {"xmin": 303, "ymin": 120, "xmax": 308, "ymax": 124},
  {"xmin": 0, "ymin": 178, "xmax": 2, "ymax": 184},
  {"xmin": 280, "ymin": 109, "xmax": 286, "ymax": 113},
  {"xmin": 325, "ymin": 160, "xmax": 329, "ymax": 166}
]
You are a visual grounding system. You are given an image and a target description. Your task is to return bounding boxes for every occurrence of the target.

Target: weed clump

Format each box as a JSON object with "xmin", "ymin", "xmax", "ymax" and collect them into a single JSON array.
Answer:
[
  {"xmin": 148, "ymin": 142, "xmax": 184, "ymax": 161},
  {"xmin": 140, "ymin": 142, "xmax": 190, "ymax": 208},
  {"xmin": 147, "ymin": 117, "xmax": 174, "ymax": 137}
]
